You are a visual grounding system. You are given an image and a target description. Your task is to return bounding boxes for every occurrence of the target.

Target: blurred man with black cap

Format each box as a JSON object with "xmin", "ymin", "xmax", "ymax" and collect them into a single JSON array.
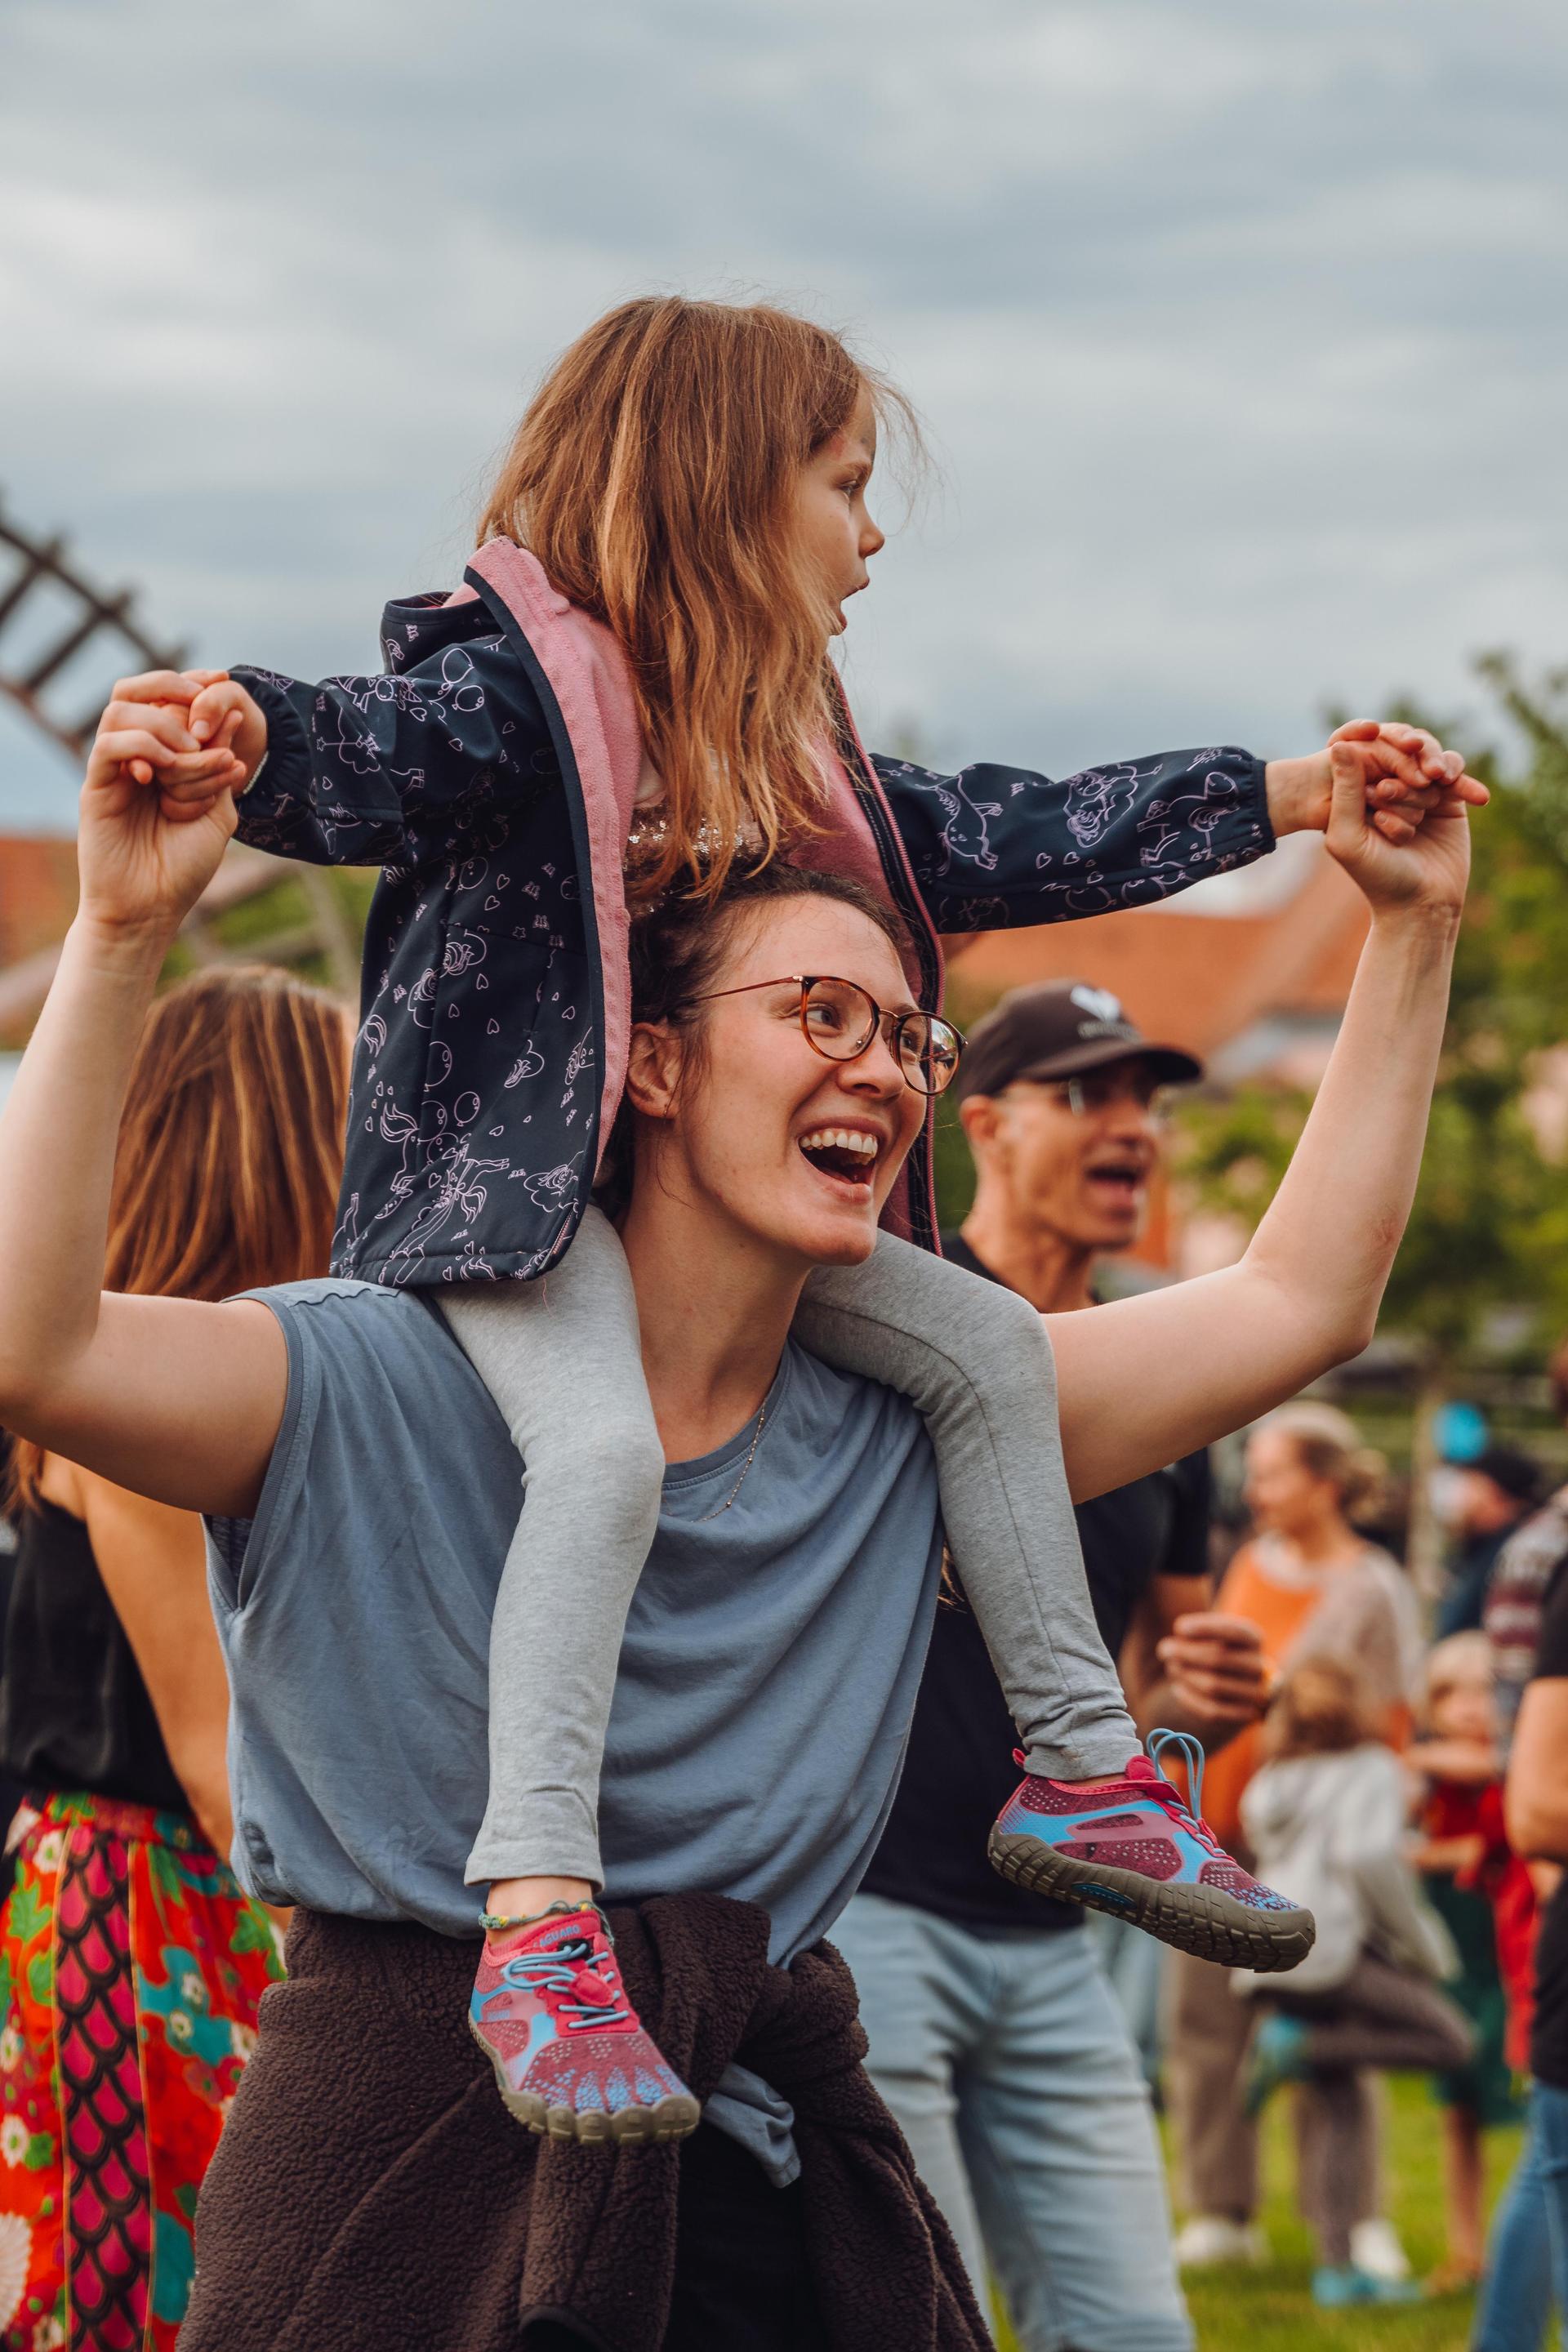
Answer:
[
  {"xmin": 833, "ymin": 980, "xmax": 1272, "ymax": 2351},
  {"xmin": 1437, "ymin": 1447, "xmax": 1544, "ymax": 1639}
]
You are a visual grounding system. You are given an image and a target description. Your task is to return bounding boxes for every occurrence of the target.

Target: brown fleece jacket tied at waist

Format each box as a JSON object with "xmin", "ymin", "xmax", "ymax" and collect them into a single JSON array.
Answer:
[{"xmin": 181, "ymin": 1892, "xmax": 991, "ymax": 2352}]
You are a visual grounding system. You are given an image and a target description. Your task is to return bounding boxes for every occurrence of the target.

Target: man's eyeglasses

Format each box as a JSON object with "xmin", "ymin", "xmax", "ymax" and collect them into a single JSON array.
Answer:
[
  {"xmin": 1036, "ymin": 1070, "xmax": 1175, "ymax": 1123},
  {"xmin": 677, "ymin": 974, "xmax": 964, "ymax": 1098}
]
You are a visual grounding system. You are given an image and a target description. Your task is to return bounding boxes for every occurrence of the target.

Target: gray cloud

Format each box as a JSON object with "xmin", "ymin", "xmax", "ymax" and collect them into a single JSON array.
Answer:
[{"xmin": 2, "ymin": 0, "xmax": 1565, "ymax": 829}]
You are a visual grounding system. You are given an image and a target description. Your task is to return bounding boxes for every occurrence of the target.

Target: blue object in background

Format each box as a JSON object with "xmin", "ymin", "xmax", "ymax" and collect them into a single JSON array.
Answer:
[{"xmin": 1438, "ymin": 1401, "xmax": 1490, "ymax": 1463}]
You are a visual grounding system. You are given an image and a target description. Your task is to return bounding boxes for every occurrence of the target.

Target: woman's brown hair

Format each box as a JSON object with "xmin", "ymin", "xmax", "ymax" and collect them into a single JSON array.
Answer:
[
  {"xmin": 1262, "ymin": 1401, "xmax": 1386, "ymax": 1526},
  {"xmin": 6, "ymin": 964, "xmax": 350, "ymax": 1510},
  {"xmin": 479, "ymin": 295, "xmax": 920, "ymax": 902},
  {"xmin": 1265, "ymin": 1659, "xmax": 1376, "ymax": 1761}
]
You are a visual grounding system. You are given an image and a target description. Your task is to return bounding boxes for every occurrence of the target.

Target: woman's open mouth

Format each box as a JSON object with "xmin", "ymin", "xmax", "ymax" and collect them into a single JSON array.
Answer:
[{"xmin": 796, "ymin": 1125, "xmax": 881, "ymax": 1194}]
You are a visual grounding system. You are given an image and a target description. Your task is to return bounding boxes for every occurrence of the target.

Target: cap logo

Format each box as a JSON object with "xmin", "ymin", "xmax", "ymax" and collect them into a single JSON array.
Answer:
[{"xmin": 1070, "ymin": 985, "xmax": 1124, "ymax": 1024}]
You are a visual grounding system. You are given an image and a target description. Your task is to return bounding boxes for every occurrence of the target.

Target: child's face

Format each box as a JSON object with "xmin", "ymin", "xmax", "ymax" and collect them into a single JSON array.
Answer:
[
  {"xmin": 1432, "ymin": 1676, "xmax": 1497, "ymax": 1744},
  {"xmin": 794, "ymin": 388, "xmax": 886, "ymax": 635}
]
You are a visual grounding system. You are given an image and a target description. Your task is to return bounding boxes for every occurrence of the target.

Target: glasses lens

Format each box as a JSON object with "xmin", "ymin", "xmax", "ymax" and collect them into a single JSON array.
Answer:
[
  {"xmin": 1065, "ymin": 1071, "xmax": 1174, "ymax": 1119},
  {"xmin": 899, "ymin": 1015, "xmax": 964, "ymax": 1096},
  {"xmin": 802, "ymin": 977, "xmax": 878, "ymax": 1059}
]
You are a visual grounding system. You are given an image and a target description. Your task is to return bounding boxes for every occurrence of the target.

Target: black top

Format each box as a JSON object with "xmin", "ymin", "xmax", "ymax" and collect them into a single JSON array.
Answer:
[
  {"xmin": 1530, "ymin": 1557, "xmax": 1568, "ymax": 2088},
  {"xmin": 861, "ymin": 1232, "xmax": 1211, "ymax": 1932},
  {"xmin": 0, "ymin": 1498, "xmax": 186, "ymax": 1814},
  {"xmin": 1437, "ymin": 1526, "xmax": 1513, "ymax": 1640}
]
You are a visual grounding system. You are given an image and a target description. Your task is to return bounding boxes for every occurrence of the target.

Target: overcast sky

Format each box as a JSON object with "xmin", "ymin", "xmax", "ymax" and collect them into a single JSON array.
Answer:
[{"xmin": 2, "ymin": 0, "xmax": 1565, "ymax": 837}]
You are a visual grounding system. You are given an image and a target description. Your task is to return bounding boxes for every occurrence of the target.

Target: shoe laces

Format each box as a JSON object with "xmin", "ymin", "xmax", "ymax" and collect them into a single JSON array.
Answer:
[
  {"xmin": 499, "ymin": 1927, "xmax": 633, "ymax": 2032},
  {"xmin": 1144, "ymin": 1727, "xmax": 1223, "ymax": 1856}
]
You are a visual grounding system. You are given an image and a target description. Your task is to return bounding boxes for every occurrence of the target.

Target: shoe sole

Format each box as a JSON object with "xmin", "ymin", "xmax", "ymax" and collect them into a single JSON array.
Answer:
[
  {"xmin": 987, "ymin": 1829, "xmax": 1316, "ymax": 1972},
  {"xmin": 468, "ymin": 2017, "xmax": 702, "ymax": 2146}
]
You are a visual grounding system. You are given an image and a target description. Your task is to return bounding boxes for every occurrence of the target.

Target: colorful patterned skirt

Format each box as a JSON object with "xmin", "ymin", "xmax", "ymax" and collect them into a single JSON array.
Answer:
[{"xmin": 0, "ymin": 1793, "xmax": 283, "ymax": 2352}]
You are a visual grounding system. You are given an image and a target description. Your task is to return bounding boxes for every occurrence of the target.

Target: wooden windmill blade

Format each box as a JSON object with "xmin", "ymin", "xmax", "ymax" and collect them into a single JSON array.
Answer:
[
  {"xmin": 0, "ymin": 495, "xmax": 362, "ymax": 1002},
  {"xmin": 0, "ymin": 496, "xmax": 189, "ymax": 755}
]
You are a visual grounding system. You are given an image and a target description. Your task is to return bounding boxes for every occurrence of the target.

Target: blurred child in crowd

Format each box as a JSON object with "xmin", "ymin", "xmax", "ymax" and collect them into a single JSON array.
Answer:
[
  {"xmin": 1410, "ymin": 1633, "xmax": 1534, "ymax": 2292},
  {"xmin": 1236, "ymin": 1659, "xmax": 1474, "ymax": 2310}
]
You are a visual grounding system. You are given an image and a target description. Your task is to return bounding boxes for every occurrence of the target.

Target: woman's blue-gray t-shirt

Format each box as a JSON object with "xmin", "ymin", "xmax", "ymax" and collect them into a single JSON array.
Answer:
[{"xmin": 207, "ymin": 1280, "xmax": 946, "ymax": 1962}]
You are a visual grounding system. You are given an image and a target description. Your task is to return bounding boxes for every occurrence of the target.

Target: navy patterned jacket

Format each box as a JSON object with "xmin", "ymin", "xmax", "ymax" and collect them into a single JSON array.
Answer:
[{"xmin": 233, "ymin": 550, "xmax": 1272, "ymax": 1287}]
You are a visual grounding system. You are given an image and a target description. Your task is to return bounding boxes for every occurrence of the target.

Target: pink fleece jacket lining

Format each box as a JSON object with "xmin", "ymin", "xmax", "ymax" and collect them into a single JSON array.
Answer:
[{"xmin": 454, "ymin": 541, "xmax": 943, "ymax": 1237}]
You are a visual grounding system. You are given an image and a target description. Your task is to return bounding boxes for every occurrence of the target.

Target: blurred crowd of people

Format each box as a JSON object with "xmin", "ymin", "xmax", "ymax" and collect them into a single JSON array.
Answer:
[
  {"xmin": 842, "ymin": 971, "xmax": 1568, "ymax": 2343},
  {"xmin": 4, "ymin": 948, "xmax": 1565, "ymax": 2350}
]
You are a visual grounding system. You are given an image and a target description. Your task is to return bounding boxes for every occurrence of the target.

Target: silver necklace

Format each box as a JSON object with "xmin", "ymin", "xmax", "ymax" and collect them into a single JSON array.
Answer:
[{"xmin": 697, "ymin": 1401, "xmax": 770, "ymax": 1521}]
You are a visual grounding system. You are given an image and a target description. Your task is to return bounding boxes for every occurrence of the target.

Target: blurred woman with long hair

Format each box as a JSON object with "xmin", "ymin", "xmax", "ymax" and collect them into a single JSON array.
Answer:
[
  {"xmin": 0, "ymin": 964, "xmax": 349, "ymax": 2352},
  {"xmin": 1236, "ymin": 1659, "xmax": 1471, "ymax": 2308},
  {"xmin": 1168, "ymin": 1403, "xmax": 1424, "ymax": 2275}
]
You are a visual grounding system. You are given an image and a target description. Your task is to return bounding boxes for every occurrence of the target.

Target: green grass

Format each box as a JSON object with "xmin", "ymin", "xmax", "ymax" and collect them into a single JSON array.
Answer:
[{"xmin": 991, "ymin": 2076, "xmax": 1521, "ymax": 2352}]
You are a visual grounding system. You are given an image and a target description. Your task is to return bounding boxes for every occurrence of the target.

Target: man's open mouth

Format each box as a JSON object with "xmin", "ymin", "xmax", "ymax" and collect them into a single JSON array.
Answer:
[
  {"xmin": 797, "ymin": 1125, "xmax": 881, "ymax": 1189},
  {"xmin": 1085, "ymin": 1159, "xmax": 1147, "ymax": 1200}
]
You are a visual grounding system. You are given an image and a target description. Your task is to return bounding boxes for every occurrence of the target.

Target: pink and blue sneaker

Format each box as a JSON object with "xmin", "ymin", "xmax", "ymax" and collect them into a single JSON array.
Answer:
[
  {"xmin": 987, "ymin": 1730, "xmax": 1316, "ymax": 1972},
  {"xmin": 469, "ymin": 1903, "xmax": 702, "ymax": 2145}
]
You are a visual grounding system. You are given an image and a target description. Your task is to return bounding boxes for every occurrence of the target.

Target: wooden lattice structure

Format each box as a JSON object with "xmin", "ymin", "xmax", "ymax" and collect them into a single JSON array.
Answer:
[
  {"xmin": 0, "ymin": 496, "xmax": 190, "ymax": 759},
  {"xmin": 0, "ymin": 495, "xmax": 362, "ymax": 1016}
]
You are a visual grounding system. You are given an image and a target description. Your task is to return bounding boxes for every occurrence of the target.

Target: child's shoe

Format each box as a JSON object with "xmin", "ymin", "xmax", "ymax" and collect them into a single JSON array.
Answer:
[
  {"xmin": 987, "ymin": 1730, "xmax": 1316, "ymax": 1972},
  {"xmin": 470, "ymin": 1904, "xmax": 701, "ymax": 2145},
  {"xmin": 1312, "ymin": 2264, "xmax": 1420, "ymax": 2308}
]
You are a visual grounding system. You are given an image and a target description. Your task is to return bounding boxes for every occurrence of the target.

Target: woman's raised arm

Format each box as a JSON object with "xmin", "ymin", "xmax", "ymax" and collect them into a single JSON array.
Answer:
[
  {"xmin": 1049, "ymin": 746, "xmax": 1471, "ymax": 1502},
  {"xmin": 0, "ymin": 705, "xmax": 289, "ymax": 1516}
]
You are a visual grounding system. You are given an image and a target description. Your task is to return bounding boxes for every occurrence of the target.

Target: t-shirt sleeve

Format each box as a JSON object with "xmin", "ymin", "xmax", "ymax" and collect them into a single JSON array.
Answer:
[
  {"xmin": 1533, "ymin": 1557, "xmax": 1568, "ymax": 1680},
  {"xmin": 203, "ymin": 1279, "xmax": 502, "ymax": 1619}
]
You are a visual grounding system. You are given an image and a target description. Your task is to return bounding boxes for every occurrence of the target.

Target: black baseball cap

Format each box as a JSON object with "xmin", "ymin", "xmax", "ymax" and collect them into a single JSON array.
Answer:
[
  {"xmin": 1469, "ymin": 1447, "xmax": 1544, "ymax": 1509},
  {"xmin": 951, "ymin": 979, "xmax": 1203, "ymax": 1105}
]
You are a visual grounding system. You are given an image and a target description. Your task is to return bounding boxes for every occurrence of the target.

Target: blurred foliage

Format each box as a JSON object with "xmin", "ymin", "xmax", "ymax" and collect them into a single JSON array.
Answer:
[
  {"xmin": 158, "ymin": 867, "xmax": 376, "ymax": 1000},
  {"xmin": 931, "ymin": 1087, "xmax": 978, "ymax": 1234},
  {"xmin": 1178, "ymin": 656, "xmax": 1568, "ymax": 1373}
]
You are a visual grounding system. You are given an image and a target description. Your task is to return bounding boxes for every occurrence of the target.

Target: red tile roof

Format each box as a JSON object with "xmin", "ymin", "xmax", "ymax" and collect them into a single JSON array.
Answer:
[{"xmin": 943, "ymin": 848, "xmax": 1369, "ymax": 1058}]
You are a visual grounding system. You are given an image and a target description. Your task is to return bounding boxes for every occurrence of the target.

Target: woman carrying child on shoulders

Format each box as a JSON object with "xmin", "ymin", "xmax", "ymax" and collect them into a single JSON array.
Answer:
[{"xmin": 89, "ymin": 294, "xmax": 1483, "ymax": 2142}]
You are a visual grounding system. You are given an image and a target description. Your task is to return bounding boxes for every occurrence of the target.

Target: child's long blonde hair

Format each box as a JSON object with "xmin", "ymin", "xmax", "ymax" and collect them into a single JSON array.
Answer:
[{"xmin": 479, "ymin": 296, "xmax": 919, "ymax": 901}]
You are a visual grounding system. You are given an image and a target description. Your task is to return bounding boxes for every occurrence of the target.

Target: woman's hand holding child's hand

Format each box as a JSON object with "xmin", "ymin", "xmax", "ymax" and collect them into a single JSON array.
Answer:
[
  {"xmin": 91, "ymin": 669, "xmax": 270, "ymax": 809},
  {"xmin": 1265, "ymin": 720, "xmax": 1489, "ymax": 846},
  {"xmin": 79, "ymin": 677, "xmax": 248, "ymax": 947},
  {"xmin": 1323, "ymin": 733, "xmax": 1473, "ymax": 923}
]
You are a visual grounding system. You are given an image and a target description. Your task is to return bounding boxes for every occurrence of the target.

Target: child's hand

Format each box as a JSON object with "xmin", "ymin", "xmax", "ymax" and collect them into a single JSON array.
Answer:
[
  {"xmin": 1408, "ymin": 1734, "xmax": 1500, "ymax": 1784},
  {"xmin": 1266, "ymin": 721, "xmax": 1489, "ymax": 845},
  {"xmin": 186, "ymin": 674, "xmax": 269, "ymax": 784}
]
